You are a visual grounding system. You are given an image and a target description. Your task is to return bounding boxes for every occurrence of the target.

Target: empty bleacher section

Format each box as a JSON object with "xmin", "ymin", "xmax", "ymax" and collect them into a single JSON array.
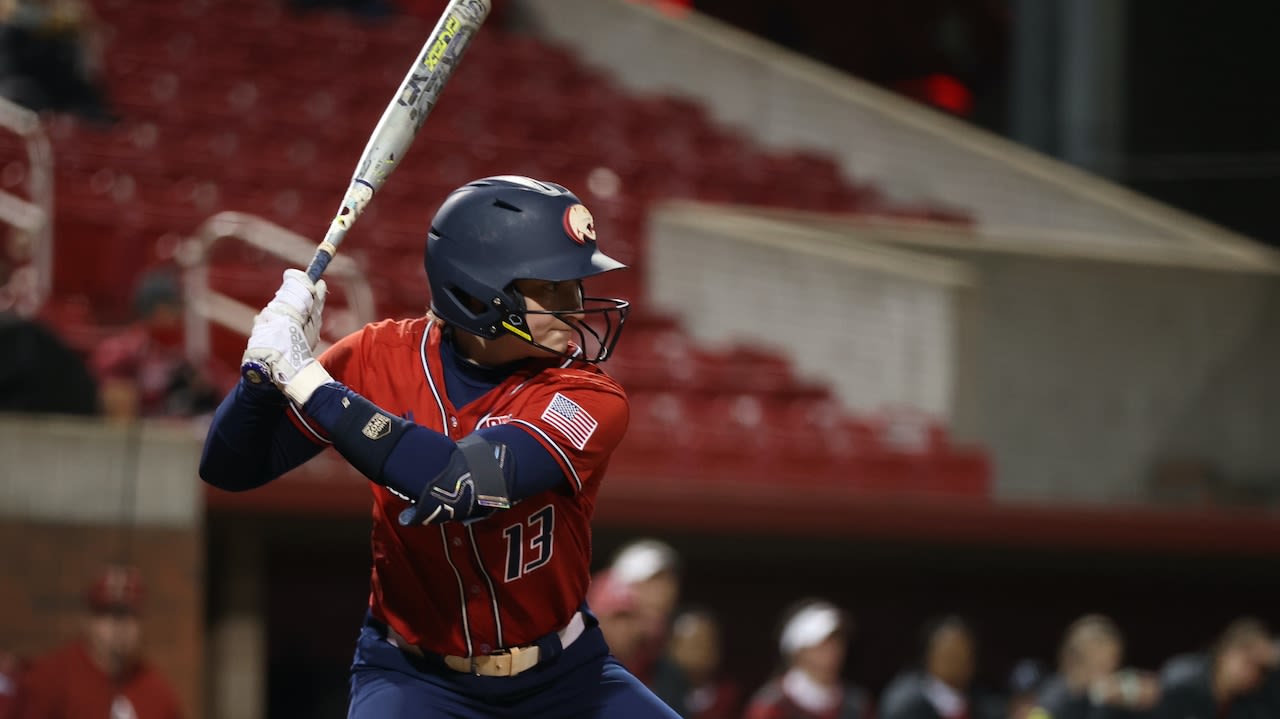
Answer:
[{"xmin": 3, "ymin": 0, "xmax": 989, "ymax": 501}]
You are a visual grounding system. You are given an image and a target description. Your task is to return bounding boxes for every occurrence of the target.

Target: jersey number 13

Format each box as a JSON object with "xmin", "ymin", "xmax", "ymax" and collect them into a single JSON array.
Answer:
[{"xmin": 502, "ymin": 505, "xmax": 555, "ymax": 582}]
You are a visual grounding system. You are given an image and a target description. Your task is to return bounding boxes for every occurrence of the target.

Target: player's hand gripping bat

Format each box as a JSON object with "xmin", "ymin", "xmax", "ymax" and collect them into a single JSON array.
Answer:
[{"xmin": 242, "ymin": 0, "xmax": 492, "ymax": 383}]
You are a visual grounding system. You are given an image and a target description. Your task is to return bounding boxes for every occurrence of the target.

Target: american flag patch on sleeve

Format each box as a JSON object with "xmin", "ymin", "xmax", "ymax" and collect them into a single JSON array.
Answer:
[{"xmin": 541, "ymin": 392, "xmax": 598, "ymax": 450}]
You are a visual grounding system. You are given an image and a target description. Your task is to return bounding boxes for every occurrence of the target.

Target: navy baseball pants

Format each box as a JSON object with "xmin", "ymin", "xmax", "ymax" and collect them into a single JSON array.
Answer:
[{"xmin": 347, "ymin": 615, "xmax": 681, "ymax": 718}]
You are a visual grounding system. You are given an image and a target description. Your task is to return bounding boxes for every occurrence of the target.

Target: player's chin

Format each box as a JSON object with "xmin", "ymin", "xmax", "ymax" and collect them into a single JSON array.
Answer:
[
  {"xmin": 534, "ymin": 332, "xmax": 572, "ymax": 356},
  {"xmin": 538, "ymin": 340, "xmax": 571, "ymax": 356}
]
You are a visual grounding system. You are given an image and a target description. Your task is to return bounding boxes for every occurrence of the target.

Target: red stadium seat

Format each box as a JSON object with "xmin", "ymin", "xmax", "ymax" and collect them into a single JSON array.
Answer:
[{"xmin": 35, "ymin": 1, "xmax": 986, "ymax": 500}]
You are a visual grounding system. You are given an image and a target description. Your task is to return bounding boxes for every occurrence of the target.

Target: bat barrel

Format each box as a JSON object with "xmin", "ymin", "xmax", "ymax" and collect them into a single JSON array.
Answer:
[{"xmin": 240, "ymin": 0, "xmax": 491, "ymax": 385}]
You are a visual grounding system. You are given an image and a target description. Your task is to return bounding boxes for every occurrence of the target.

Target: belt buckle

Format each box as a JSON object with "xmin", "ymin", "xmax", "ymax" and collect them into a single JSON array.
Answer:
[{"xmin": 474, "ymin": 648, "xmax": 510, "ymax": 677}]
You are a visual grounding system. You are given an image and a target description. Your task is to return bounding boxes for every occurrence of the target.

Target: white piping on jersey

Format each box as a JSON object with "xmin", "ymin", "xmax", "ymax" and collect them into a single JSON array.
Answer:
[
  {"xmin": 466, "ymin": 523, "xmax": 505, "ymax": 648},
  {"xmin": 438, "ymin": 525, "xmax": 474, "ymax": 656},
  {"xmin": 508, "ymin": 419, "xmax": 584, "ymax": 492},
  {"xmin": 289, "ymin": 404, "xmax": 333, "ymax": 444},
  {"xmin": 559, "ymin": 345, "xmax": 582, "ymax": 368},
  {"xmin": 420, "ymin": 319, "xmax": 451, "ymax": 433},
  {"xmin": 426, "ymin": 322, "xmax": 477, "ymax": 655}
]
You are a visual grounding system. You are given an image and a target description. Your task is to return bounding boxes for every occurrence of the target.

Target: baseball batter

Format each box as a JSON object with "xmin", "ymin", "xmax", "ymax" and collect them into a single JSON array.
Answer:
[{"xmin": 199, "ymin": 177, "xmax": 680, "ymax": 718}]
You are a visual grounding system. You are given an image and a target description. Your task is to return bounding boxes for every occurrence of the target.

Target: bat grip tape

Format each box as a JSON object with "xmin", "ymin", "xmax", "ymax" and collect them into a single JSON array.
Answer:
[{"xmin": 306, "ymin": 249, "xmax": 334, "ymax": 283}]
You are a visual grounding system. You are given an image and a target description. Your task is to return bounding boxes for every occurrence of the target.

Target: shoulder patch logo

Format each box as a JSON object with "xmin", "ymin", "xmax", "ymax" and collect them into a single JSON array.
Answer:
[
  {"xmin": 362, "ymin": 413, "xmax": 393, "ymax": 440},
  {"xmin": 562, "ymin": 204, "xmax": 596, "ymax": 245},
  {"xmin": 541, "ymin": 392, "xmax": 598, "ymax": 450}
]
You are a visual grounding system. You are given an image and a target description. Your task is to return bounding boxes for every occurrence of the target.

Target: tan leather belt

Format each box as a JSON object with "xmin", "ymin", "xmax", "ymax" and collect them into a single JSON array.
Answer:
[
  {"xmin": 443, "ymin": 645, "xmax": 541, "ymax": 677},
  {"xmin": 387, "ymin": 611, "xmax": 586, "ymax": 678}
]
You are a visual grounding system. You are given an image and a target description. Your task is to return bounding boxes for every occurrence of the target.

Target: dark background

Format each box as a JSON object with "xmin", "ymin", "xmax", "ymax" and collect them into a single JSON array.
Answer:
[
  {"xmin": 211, "ymin": 512, "xmax": 1280, "ymax": 717},
  {"xmin": 206, "ymin": 2, "xmax": 1280, "ymax": 715},
  {"xmin": 693, "ymin": 0, "xmax": 1280, "ymax": 246}
]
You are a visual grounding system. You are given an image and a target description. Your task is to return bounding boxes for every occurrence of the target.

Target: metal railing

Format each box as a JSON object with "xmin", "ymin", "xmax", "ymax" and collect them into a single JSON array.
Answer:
[
  {"xmin": 0, "ymin": 96, "xmax": 54, "ymax": 317},
  {"xmin": 177, "ymin": 211, "xmax": 377, "ymax": 366}
]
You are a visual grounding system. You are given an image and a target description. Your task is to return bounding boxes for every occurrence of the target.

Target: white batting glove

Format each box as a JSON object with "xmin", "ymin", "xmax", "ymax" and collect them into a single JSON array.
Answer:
[
  {"xmin": 241, "ymin": 269, "xmax": 329, "ymax": 393},
  {"xmin": 266, "ymin": 268, "xmax": 327, "ymax": 348}
]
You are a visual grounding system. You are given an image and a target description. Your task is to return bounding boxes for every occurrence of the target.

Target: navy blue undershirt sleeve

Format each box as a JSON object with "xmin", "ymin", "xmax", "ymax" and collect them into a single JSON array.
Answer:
[
  {"xmin": 476, "ymin": 424, "xmax": 569, "ymax": 499},
  {"xmin": 201, "ymin": 335, "xmax": 570, "ymax": 506},
  {"xmin": 300, "ymin": 386, "xmax": 570, "ymax": 503},
  {"xmin": 198, "ymin": 380, "xmax": 326, "ymax": 492}
]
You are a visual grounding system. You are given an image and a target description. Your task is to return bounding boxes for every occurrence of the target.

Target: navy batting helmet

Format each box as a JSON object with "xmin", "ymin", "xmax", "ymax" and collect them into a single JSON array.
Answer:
[{"xmin": 425, "ymin": 176, "xmax": 630, "ymax": 362}]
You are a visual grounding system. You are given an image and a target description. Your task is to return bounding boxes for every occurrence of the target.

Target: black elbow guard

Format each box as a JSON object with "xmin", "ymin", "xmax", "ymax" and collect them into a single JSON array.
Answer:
[
  {"xmin": 399, "ymin": 434, "xmax": 513, "ymax": 526},
  {"xmin": 454, "ymin": 434, "xmax": 514, "ymax": 511}
]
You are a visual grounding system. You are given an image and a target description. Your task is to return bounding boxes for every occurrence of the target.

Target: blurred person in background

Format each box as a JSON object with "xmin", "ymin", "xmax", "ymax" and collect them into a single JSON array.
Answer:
[
  {"xmin": 608, "ymin": 537, "xmax": 683, "ymax": 685},
  {"xmin": 0, "ymin": 310, "xmax": 98, "ymax": 415},
  {"xmin": 90, "ymin": 267, "xmax": 224, "ymax": 421},
  {"xmin": 16, "ymin": 565, "xmax": 182, "ymax": 719},
  {"xmin": 1156, "ymin": 616, "xmax": 1279, "ymax": 718},
  {"xmin": 881, "ymin": 615, "xmax": 1002, "ymax": 719},
  {"xmin": 743, "ymin": 598, "xmax": 872, "ymax": 719},
  {"xmin": 1004, "ymin": 659, "xmax": 1048, "ymax": 719},
  {"xmin": 1034, "ymin": 614, "xmax": 1158, "ymax": 719},
  {"xmin": 588, "ymin": 570, "xmax": 649, "ymax": 670},
  {"xmin": 0, "ymin": 0, "xmax": 114, "ymax": 123},
  {"xmin": 651, "ymin": 607, "xmax": 742, "ymax": 719}
]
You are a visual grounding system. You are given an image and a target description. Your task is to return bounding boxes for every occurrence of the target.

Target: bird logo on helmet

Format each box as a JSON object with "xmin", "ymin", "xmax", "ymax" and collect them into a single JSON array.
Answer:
[
  {"xmin": 562, "ymin": 204, "xmax": 596, "ymax": 245},
  {"xmin": 424, "ymin": 176, "xmax": 629, "ymax": 362}
]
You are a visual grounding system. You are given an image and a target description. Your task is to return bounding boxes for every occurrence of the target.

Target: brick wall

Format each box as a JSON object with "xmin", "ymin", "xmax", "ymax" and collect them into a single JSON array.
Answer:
[
  {"xmin": 0, "ymin": 416, "xmax": 205, "ymax": 718},
  {"xmin": 0, "ymin": 520, "xmax": 203, "ymax": 719}
]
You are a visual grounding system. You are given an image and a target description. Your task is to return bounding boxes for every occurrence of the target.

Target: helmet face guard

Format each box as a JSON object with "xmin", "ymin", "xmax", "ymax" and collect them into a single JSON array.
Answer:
[
  {"xmin": 425, "ymin": 176, "xmax": 631, "ymax": 363},
  {"xmin": 503, "ymin": 294, "xmax": 631, "ymax": 363}
]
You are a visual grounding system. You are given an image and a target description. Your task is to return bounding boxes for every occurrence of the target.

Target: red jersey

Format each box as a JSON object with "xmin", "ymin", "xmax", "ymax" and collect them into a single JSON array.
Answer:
[
  {"xmin": 17, "ymin": 640, "xmax": 182, "ymax": 719},
  {"xmin": 294, "ymin": 317, "xmax": 628, "ymax": 657}
]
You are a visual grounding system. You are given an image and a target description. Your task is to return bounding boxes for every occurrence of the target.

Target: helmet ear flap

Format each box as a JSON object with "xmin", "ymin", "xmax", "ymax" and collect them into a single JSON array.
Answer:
[{"xmin": 430, "ymin": 270, "xmax": 526, "ymax": 340}]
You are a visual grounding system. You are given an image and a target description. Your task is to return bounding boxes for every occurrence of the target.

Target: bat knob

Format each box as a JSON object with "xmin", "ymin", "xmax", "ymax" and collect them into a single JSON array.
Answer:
[{"xmin": 241, "ymin": 360, "xmax": 270, "ymax": 385}]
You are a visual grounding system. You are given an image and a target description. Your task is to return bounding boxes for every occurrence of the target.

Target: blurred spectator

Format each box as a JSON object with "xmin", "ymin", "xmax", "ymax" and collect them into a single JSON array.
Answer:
[
  {"xmin": 608, "ymin": 538, "xmax": 683, "ymax": 684},
  {"xmin": 0, "ymin": 310, "xmax": 98, "ymax": 415},
  {"xmin": 17, "ymin": 565, "xmax": 183, "ymax": 718},
  {"xmin": 89, "ymin": 268, "xmax": 224, "ymax": 421},
  {"xmin": 652, "ymin": 607, "xmax": 742, "ymax": 719},
  {"xmin": 1157, "ymin": 617, "xmax": 1280, "ymax": 718},
  {"xmin": 881, "ymin": 615, "xmax": 1002, "ymax": 719},
  {"xmin": 588, "ymin": 570, "xmax": 649, "ymax": 670},
  {"xmin": 742, "ymin": 598, "xmax": 872, "ymax": 719},
  {"xmin": 1034, "ymin": 614, "xmax": 1158, "ymax": 719},
  {"xmin": 0, "ymin": 0, "xmax": 114, "ymax": 123},
  {"xmin": 1005, "ymin": 659, "xmax": 1048, "ymax": 719}
]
